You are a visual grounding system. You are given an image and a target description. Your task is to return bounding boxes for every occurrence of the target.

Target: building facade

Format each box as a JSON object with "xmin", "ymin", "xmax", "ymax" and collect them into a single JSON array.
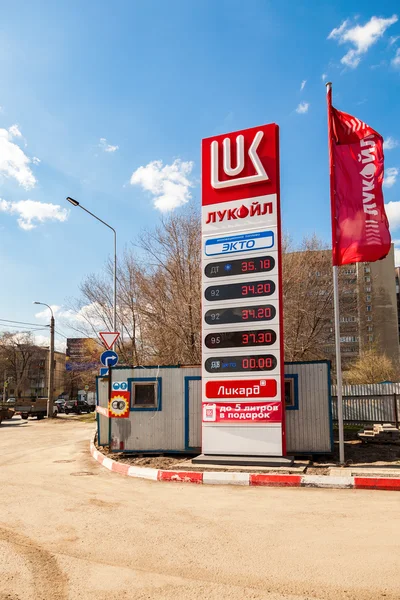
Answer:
[
  {"xmin": 285, "ymin": 244, "xmax": 399, "ymax": 367},
  {"xmin": 395, "ymin": 266, "xmax": 400, "ymax": 343},
  {"xmin": 336, "ymin": 244, "xmax": 399, "ymax": 364},
  {"xmin": 7, "ymin": 349, "xmax": 66, "ymax": 400}
]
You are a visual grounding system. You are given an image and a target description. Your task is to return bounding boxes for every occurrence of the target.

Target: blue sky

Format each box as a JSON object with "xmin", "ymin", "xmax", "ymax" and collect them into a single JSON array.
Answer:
[{"xmin": 1, "ymin": 0, "xmax": 399, "ymax": 349}]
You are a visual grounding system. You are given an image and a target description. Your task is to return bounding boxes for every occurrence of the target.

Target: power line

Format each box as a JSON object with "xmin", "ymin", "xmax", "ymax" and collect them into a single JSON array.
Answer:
[
  {"xmin": 0, "ymin": 318, "xmax": 48, "ymax": 327},
  {"xmin": 0, "ymin": 326, "xmax": 49, "ymax": 333},
  {"xmin": 0, "ymin": 319, "xmax": 71, "ymax": 346},
  {"xmin": 54, "ymin": 329, "xmax": 69, "ymax": 340},
  {"xmin": 0, "ymin": 323, "xmax": 48, "ymax": 331}
]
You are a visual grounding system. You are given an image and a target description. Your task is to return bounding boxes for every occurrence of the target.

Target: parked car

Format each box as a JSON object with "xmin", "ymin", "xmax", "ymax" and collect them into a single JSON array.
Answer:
[
  {"xmin": 0, "ymin": 401, "xmax": 15, "ymax": 424},
  {"xmin": 54, "ymin": 399, "xmax": 66, "ymax": 414},
  {"xmin": 15, "ymin": 397, "xmax": 56, "ymax": 419},
  {"xmin": 64, "ymin": 399, "xmax": 92, "ymax": 415}
]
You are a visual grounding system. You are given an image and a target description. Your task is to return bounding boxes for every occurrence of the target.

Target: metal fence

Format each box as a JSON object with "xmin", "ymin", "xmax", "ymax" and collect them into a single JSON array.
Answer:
[{"xmin": 331, "ymin": 383, "xmax": 400, "ymax": 427}]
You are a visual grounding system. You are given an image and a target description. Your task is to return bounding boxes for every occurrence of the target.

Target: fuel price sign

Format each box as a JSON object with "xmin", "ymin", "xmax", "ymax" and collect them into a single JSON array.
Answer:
[{"xmin": 201, "ymin": 123, "xmax": 284, "ymax": 458}]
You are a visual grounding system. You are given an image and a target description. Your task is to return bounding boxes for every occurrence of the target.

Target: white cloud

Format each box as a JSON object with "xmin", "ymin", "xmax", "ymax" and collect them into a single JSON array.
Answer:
[
  {"xmin": 34, "ymin": 305, "xmax": 61, "ymax": 320},
  {"xmin": 328, "ymin": 15, "xmax": 398, "ymax": 68},
  {"xmin": 384, "ymin": 137, "xmax": 399, "ymax": 150},
  {"xmin": 300, "ymin": 79, "xmax": 307, "ymax": 91},
  {"xmin": 329, "ymin": 19, "xmax": 349, "ymax": 40},
  {"xmin": 296, "ymin": 102, "xmax": 309, "ymax": 114},
  {"xmin": 389, "ymin": 35, "xmax": 400, "ymax": 45},
  {"xmin": 99, "ymin": 137, "xmax": 119, "ymax": 153},
  {"xmin": 33, "ymin": 333, "xmax": 65, "ymax": 352},
  {"xmin": 130, "ymin": 158, "xmax": 194, "ymax": 211},
  {"xmin": 0, "ymin": 199, "xmax": 69, "ymax": 230},
  {"xmin": 392, "ymin": 48, "xmax": 400, "ymax": 67},
  {"xmin": 59, "ymin": 303, "xmax": 105, "ymax": 328},
  {"xmin": 32, "ymin": 156, "xmax": 41, "ymax": 165},
  {"xmin": 383, "ymin": 167, "xmax": 398, "ymax": 188},
  {"xmin": 36, "ymin": 302, "xmax": 103, "ymax": 328},
  {"xmin": 393, "ymin": 238, "xmax": 400, "ymax": 267},
  {"xmin": 322, "ymin": 73, "xmax": 327, "ymax": 81},
  {"xmin": 8, "ymin": 124, "xmax": 22, "ymax": 138},
  {"xmin": 0, "ymin": 126, "xmax": 37, "ymax": 189},
  {"xmin": 385, "ymin": 201, "xmax": 400, "ymax": 229},
  {"xmin": 395, "ymin": 249, "xmax": 400, "ymax": 267}
]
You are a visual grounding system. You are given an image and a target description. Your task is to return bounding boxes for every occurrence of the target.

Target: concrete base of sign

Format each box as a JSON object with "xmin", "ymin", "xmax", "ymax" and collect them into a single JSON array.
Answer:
[{"xmin": 192, "ymin": 454, "xmax": 294, "ymax": 467}]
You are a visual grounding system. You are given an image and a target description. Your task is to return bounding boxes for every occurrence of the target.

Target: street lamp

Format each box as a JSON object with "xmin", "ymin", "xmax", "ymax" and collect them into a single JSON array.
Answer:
[
  {"xmin": 33, "ymin": 302, "xmax": 55, "ymax": 418},
  {"xmin": 66, "ymin": 197, "xmax": 117, "ymax": 338}
]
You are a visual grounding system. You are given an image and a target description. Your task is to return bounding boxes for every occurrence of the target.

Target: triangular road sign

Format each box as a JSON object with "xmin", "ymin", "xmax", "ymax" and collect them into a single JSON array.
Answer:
[{"xmin": 99, "ymin": 331, "xmax": 120, "ymax": 350}]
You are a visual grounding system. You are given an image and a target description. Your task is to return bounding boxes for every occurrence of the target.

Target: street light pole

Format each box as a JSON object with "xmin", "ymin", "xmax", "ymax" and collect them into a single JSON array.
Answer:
[
  {"xmin": 66, "ymin": 198, "xmax": 117, "ymax": 342},
  {"xmin": 33, "ymin": 302, "xmax": 55, "ymax": 418}
]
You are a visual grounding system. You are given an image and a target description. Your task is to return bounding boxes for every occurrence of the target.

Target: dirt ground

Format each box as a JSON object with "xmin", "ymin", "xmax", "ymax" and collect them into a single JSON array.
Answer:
[
  {"xmin": 316, "ymin": 428, "xmax": 400, "ymax": 466},
  {"xmin": 1, "ymin": 415, "xmax": 400, "ymax": 600}
]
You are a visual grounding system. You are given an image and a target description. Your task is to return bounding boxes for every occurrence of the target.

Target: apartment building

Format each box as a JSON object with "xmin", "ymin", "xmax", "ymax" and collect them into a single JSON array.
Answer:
[
  {"xmin": 7, "ymin": 349, "xmax": 66, "ymax": 400},
  {"xmin": 395, "ymin": 266, "xmax": 400, "ymax": 342},
  {"xmin": 337, "ymin": 244, "xmax": 399, "ymax": 363},
  {"xmin": 285, "ymin": 244, "xmax": 399, "ymax": 366}
]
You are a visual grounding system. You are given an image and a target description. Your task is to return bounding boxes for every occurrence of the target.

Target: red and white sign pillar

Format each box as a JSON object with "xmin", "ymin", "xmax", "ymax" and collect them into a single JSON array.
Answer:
[{"xmin": 201, "ymin": 124, "xmax": 285, "ymax": 456}]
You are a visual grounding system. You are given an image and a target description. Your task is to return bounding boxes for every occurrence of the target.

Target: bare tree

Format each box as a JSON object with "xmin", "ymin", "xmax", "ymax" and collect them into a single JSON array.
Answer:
[
  {"xmin": 73, "ymin": 226, "xmax": 362, "ymax": 370},
  {"xmin": 344, "ymin": 349, "xmax": 399, "ymax": 384},
  {"xmin": 0, "ymin": 332, "xmax": 46, "ymax": 398},
  {"xmin": 72, "ymin": 206, "xmax": 201, "ymax": 365},
  {"xmin": 282, "ymin": 235, "xmax": 357, "ymax": 363},
  {"xmin": 136, "ymin": 207, "xmax": 201, "ymax": 364}
]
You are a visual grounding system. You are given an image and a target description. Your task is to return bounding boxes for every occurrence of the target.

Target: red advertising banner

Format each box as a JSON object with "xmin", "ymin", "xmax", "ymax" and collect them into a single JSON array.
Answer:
[
  {"xmin": 205, "ymin": 379, "xmax": 277, "ymax": 399},
  {"xmin": 202, "ymin": 402, "xmax": 282, "ymax": 424},
  {"xmin": 108, "ymin": 390, "xmax": 130, "ymax": 419},
  {"xmin": 327, "ymin": 87, "xmax": 391, "ymax": 266}
]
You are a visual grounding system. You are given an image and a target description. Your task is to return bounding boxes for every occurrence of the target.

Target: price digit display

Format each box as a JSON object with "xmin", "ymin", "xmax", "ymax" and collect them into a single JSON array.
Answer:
[
  {"xmin": 205, "ymin": 354, "xmax": 278, "ymax": 373},
  {"xmin": 205, "ymin": 256, "xmax": 275, "ymax": 278},
  {"xmin": 205, "ymin": 279, "xmax": 275, "ymax": 302},
  {"xmin": 204, "ymin": 304, "xmax": 276, "ymax": 325},
  {"xmin": 205, "ymin": 329, "xmax": 276, "ymax": 349}
]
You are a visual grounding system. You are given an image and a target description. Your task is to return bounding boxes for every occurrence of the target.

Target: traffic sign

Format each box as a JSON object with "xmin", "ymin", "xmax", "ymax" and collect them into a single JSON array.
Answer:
[
  {"xmin": 99, "ymin": 331, "xmax": 120, "ymax": 350},
  {"xmin": 112, "ymin": 381, "xmax": 128, "ymax": 391},
  {"xmin": 109, "ymin": 390, "xmax": 130, "ymax": 419},
  {"xmin": 100, "ymin": 350, "xmax": 119, "ymax": 367},
  {"xmin": 100, "ymin": 367, "xmax": 109, "ymax": 377},
  {"xmin": 84, "ymin": 385, "xmax": 89, "ymax": 391}
]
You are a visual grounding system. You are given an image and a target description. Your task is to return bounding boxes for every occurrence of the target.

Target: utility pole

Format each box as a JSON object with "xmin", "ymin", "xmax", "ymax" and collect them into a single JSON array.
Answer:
[
  {"xmin": 48, "ymin": 313, "xmax": 55, "ymax": 418},
  {"xmin": 33, "ymin": 302, "xmax": 55, "ymax": 418},
  {"xmin": 3, "ymin": 371, "xmax": 7, "ymax": 403}
]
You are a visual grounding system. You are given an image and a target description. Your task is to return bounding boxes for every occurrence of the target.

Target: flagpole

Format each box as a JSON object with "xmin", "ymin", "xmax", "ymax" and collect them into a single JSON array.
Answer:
[{"xmin": 326, "ymin": 82, "xmax": 345, "ymax": 465}]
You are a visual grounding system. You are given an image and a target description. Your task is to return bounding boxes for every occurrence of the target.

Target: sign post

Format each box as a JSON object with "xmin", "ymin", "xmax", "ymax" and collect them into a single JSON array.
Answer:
[{"xmin": 201, "ymin": 123, "xmax": 285, "ymax": 457}]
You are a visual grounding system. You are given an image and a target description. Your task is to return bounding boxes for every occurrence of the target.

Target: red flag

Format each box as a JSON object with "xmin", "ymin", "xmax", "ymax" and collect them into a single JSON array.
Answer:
[{"xmin": 327, "ymin": 86, "xmax": 391, "ymax": 266}]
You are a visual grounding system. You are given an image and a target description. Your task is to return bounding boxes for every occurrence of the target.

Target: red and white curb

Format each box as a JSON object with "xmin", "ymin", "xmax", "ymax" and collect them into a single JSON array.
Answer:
[{"xmin": 90, "ymin": 442, "xmax": 400, "ymax": 490}]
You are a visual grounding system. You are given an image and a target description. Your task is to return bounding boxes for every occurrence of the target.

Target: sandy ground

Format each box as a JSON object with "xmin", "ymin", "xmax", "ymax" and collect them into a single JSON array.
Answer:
[{"xmin": 0, "ymin": 416, "xmax": 399, "ymax": 600}]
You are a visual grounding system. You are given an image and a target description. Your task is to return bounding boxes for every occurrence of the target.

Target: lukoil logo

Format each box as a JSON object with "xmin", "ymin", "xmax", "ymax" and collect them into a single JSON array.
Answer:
[
  {"xmin": 358, "ymin": 135, "xmax": 382, "ymax": 246},
  {"xmin": 211, "ymin": 131, "xmax": 269, "ymax": 189},
  {"xmin": 205, "ymin": 199, "xmax": 273, "ymax": 224}
]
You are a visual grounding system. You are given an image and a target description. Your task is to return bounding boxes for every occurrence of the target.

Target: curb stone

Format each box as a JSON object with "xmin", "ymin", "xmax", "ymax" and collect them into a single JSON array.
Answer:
[{"xmin": 90, "ymin": 442, "xmax": 400, "ymax": 490}]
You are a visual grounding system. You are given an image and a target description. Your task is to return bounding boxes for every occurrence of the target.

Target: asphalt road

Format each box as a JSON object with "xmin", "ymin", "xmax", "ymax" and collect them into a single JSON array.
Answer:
[{"xmin": 0, "ymin": 416, "xmax": 399, "ymax": 600}]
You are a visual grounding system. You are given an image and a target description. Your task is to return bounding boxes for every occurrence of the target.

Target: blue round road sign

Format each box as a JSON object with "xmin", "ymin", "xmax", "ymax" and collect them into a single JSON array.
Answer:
[{"xmin": 100, "ymin": 350, "xmax": 119, "ymax": 367}]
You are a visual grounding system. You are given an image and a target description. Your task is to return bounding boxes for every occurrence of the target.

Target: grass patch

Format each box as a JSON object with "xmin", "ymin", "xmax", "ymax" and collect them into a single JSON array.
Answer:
[{"xmin": 76, "ymin": 412, "xmax": 96, "ymax": 423}]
